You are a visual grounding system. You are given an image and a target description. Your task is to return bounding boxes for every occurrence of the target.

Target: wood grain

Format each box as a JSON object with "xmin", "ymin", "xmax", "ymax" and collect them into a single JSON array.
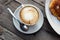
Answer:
[
  {"xmin": 0, "ymin": 0, "xmax": 60, "ymax": 40},
  {"xmin": 0, "ymin": 25, "xmax": 23, "ymax": 40}
]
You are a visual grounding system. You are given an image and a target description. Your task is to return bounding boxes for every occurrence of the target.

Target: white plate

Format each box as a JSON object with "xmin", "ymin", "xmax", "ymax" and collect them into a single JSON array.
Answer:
[
  {"xmin": 45, "ymin": 0, "xmax": 60, "ymax": 35},
  {"xmin": 13, "ymin": 4, "xmax": 44, "ymax": 34}
]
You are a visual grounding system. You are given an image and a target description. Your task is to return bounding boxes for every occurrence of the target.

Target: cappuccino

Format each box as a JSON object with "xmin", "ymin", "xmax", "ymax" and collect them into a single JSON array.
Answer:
[{"xmin": 20, "ymin": 6, "xmax": 39, "ymax": 25}]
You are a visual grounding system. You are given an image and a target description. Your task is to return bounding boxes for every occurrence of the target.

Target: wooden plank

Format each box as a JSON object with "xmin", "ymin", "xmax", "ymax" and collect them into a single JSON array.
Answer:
[
  {"xmin": 33, "ymin": 0, "xmax": 45, "ymax": 7},
  {"xmin": 15, "ymin": 0, "xmax": 31, "ymax": 4},
  {"xmin": 15, "ymin": 0, "xmax": 45, "ymax": 7},
  {"xmin": 0, "ymin": 25, "xmax": 23, "ymax": 40},
  {"xmin": 0, "ymin": 0, "xmax": 12, "ymax": 5}
]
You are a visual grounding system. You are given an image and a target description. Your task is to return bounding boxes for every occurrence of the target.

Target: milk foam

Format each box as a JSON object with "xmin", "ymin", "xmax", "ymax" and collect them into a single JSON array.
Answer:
[
  {"xmin": 23, "ymin": 12, "xmax": 34, "ymax": 20},
  {"xmin": 22, "ymin": 7, "xmax": 35, "ymax": 21}
]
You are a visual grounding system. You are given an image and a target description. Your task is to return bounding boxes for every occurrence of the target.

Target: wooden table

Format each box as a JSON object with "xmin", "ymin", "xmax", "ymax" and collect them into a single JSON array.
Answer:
[{"xmin": 0, "ymin": 0, "xmax": 60, "ymax": 40}]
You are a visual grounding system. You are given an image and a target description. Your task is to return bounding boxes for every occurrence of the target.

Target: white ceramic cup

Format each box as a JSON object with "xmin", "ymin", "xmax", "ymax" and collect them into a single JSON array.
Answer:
[{"xmin": 18, "ymin": 4, "xmax": 40, "ymax": 26}]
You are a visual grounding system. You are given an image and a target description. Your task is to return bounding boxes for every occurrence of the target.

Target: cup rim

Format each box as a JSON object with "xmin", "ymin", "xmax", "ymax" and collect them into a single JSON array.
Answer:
[{"xmin": 19, "ymin": 4, "xmax": 40, "ymax": 26}]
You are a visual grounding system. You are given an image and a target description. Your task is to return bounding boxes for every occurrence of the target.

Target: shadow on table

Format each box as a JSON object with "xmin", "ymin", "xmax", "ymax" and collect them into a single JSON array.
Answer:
[{"xmin": 14, "ymin": 17, "xmax": 60, "ymax": 40}]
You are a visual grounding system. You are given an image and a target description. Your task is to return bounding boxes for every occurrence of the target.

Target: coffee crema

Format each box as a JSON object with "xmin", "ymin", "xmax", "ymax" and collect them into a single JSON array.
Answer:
[{"xmin": 20, "ymin": 6, "xmax": 39, "ymax": 25}]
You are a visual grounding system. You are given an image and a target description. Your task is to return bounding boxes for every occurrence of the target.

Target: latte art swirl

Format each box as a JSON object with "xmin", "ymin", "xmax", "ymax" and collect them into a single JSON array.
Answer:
[
  {"xmin": 24, "ymin": 13, "xmax": 34, "ymax": 20},
  {"xmin": 20, "ymin": 6, "xmax": 39, "ymax": 25}
]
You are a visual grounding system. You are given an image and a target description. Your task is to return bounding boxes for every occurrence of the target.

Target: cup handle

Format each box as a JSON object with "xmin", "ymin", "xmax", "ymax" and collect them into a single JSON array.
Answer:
[{"xmin": 20, "ymin": 3, "xmax": 24, "ymax": 7}]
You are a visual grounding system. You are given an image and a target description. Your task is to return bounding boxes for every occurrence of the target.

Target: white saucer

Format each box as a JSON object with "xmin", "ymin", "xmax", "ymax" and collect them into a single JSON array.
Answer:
[{"xmin": 13, "ymin": 4, "xmax": 44, "ymax": 34}]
